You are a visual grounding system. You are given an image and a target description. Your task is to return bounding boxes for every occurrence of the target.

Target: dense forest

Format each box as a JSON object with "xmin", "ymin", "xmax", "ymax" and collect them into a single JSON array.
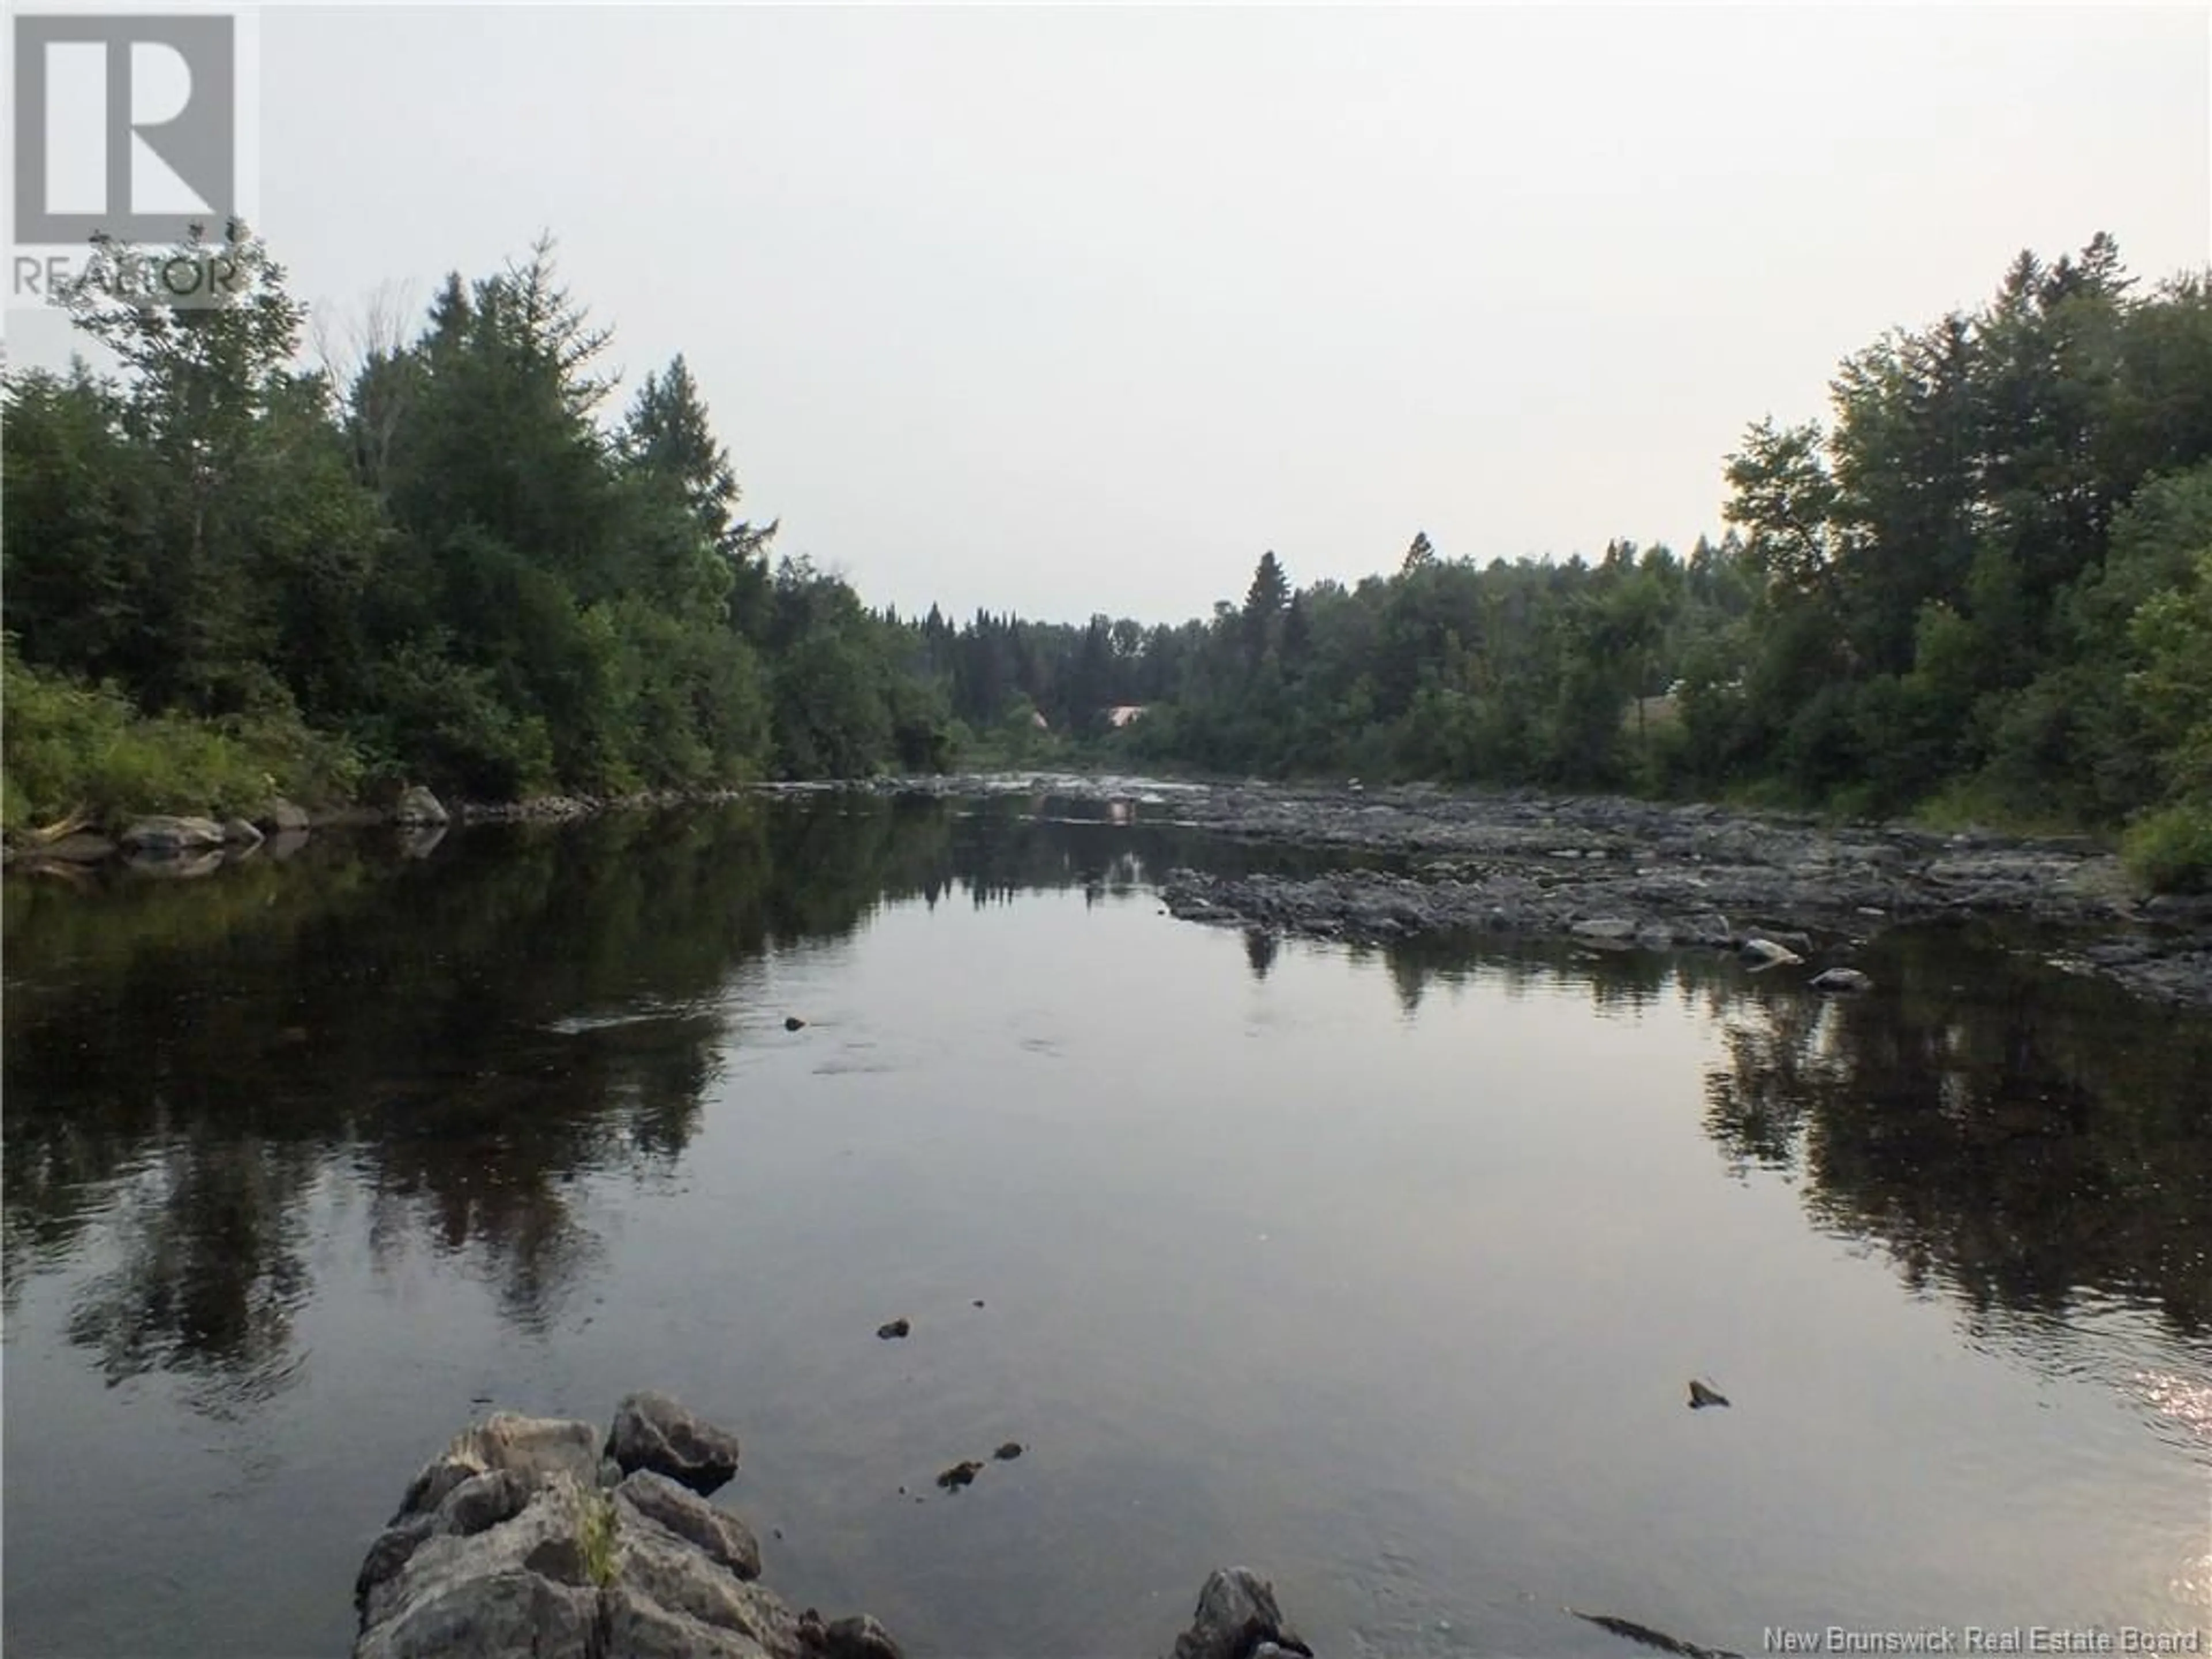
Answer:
[{"xmin": 6, "ymin": 227, "xmax": 2212, "ymax": 881}]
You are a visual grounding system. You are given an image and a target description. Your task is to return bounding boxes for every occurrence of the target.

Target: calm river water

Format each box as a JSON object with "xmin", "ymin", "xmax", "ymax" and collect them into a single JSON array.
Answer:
[{"xmin": 4, "ymin": 791, "xmax": 2209, "ymax": 1657}]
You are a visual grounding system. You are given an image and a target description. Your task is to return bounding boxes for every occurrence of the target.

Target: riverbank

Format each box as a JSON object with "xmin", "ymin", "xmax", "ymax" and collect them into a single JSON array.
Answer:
[
  {"xmin": 840, "ymin": 772, "xmax": 2212, "ymax": 1007},
  {"xmin": 11, "ymin": 771, "xmax": 2211, "ymax": 1007}
]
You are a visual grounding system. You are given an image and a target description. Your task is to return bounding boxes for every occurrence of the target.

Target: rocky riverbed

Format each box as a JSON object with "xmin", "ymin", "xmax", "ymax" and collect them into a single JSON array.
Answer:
[
  {"xmin": 352, "ymin": 1392, "xmax": 1316, "ymax": 1659},
  {"xmin": 851, "ymin": 773, "xmax": 2212, "ymax": 1008}
]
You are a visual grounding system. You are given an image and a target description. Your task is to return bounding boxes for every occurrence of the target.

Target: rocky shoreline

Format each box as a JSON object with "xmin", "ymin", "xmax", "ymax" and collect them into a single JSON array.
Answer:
[
  {"xmin": 11, "ymin": 770, "xmax": 2212, "ymax": 1007},
  {"xmin": 856, "ymin": 772, "xmax": 2212, "ymax": 1009},
  {"xmin": 353, "ymin": 1392, "xmax": 1315, "ymax": 1659},
  {"xmin": 0, "ymin": 785, "xmax": 756, "ymax": 878}
]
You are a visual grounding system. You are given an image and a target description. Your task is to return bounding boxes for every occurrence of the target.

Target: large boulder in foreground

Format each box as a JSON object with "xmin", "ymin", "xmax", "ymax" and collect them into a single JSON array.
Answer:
[
  {"xmin": 607, "ymin": 1390, "xmax": 743, "ymax": 1495},
  {"xmin": 354, "ymin": 1401, "xmax": 893, "ymax": 1659}
]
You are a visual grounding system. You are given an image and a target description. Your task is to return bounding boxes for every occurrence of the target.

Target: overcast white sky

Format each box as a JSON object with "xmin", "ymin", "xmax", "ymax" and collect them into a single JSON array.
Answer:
[{"xmin": 9, "ymin": 5, "xmax": 2209, "ymax": 623}]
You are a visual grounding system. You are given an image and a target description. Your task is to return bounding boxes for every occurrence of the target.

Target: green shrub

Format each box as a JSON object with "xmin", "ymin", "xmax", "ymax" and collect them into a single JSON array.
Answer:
[
  {"xmin": 2, "ymin": 645, "xmax": 363, "ymax": 826},
  {"xmin": 2122, "ymin": 803, "xmax": 2212, "ymax": 893}
]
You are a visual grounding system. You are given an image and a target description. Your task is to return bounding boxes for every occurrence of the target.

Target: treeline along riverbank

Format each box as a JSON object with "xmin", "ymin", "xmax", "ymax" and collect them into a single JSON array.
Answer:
[{"xmin": 6, "ymin": 228, "xmax": 2211, "ymax": 888}]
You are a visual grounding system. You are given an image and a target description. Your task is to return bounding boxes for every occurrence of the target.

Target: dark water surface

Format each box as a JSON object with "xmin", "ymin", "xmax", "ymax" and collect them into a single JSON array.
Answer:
[{"xmin": 5, "ymin": 793, "xmax": 2210, "ymax": 1658}]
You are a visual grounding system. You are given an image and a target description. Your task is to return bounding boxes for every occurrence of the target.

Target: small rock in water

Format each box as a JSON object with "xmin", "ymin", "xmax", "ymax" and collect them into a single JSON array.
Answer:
[
  {"xmin": 972, "ymin": 1299, "xmax": 985, "ymax": 1308},
  {"xmin": 877, "ymin": 1318, "xmax": 910, "ymax": 1340},
  {"xmin": 785, "ymin": 1015, "xmax": 808, "ymax": 1031},
  {"xmin": 1809, "ymin": 966, "xmax": 1874, "ymax": 994},
  {"xmin": 935, "ymin": 1460, "xmax": 983, "ymax": 1491},
  {"xmin": 1687, "ymin": 1379, "xmax": 1731, "ymax": 1410},
  {"xmin": 993, "ymin": 1441, "xmax": 1023, "ymax": 1461}
]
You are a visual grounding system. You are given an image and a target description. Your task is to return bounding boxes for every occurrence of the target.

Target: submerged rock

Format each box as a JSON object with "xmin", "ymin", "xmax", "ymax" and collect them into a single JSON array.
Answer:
[
  {"xmin": 875, "ymin": 1319, "xmax": 909, "ymax": 1340},
  {"xmin": 992, "ymin": 1442, "xmax": 1023, "ymax": 1461},
  {"xmin": 1809, "ymin": 966, "xmax": 1873, "ymax": 993},
  {"xmin": 934, "ymin": 1460, "xmax": 982, "ymax": 1491},
  {"xmin": 1570, "ymin": 1608, "xmax": 1743, "ymax": 1659}
]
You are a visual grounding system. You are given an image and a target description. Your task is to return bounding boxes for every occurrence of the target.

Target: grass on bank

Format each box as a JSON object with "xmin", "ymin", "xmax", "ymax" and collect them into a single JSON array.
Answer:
[{"xmin": 1, "ymin": 645, "xmax": 360, "ymax": 832}]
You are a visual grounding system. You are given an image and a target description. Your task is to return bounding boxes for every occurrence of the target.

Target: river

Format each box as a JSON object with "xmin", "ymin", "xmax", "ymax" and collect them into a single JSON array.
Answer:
[{"xmin": 4, "ymin": 789, "xmax": 2208, "ymax": 1656}]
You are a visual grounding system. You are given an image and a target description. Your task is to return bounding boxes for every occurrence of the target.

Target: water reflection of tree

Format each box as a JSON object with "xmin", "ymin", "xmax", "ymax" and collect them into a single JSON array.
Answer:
[
  {"xmin": 63, "ymin": 1138, "xmax": 317, "ymax": 1413},
  {"xmin": 1241, "ymin": 929, "xmax": 1279, "ymax": 981},
  {"xmin": 30, "ymin": 799, "xmax": 2200, "ymax": 1409},
  {"xmin": 1, "ymin": 795, "xmax": 1359, "ymax": 1407},
  {"xmin": 1343, "ymin": 925, "xmax": 2211, "ymax": 1347},
  {"xmin": 1359, "ymin": 930, "xmax": 1685, "ymax": 1017},
  {"xmin": 1699, "ymin": 928, "xmax": 2212, "ymax": 1340}
]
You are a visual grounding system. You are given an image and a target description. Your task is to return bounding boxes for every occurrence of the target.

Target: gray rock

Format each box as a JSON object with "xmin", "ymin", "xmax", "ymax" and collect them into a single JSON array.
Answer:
[
  {"xmin": 356, "ymin": 1423, "xmax": 896, "ymax": 1659},
  {"xmin": 1740, "ymin": 937, "xmax": 1804, "ymax": 967},
  {"xmin": 607, "ymin": 1392, "xmax": 742, "ymax": 1496},
  {"xmin": 394, "ymin": 1415, "xmax": 601, "ymax": 1522},
  {"xmin": 609, "ymin": 1516, "xmax": 801, "ymax": 1652},
  {"xmin": 359, "ymin": 1471, "xmax": 602, "ymax": 1642},
  {"xmin": 1170, "ymin": 1567, "xmax": 1312, "ymax": 1659},
  {"xmin": 355, "ymin": 1514, "xmax": 437, "ymax": 1612},
  {"xmin": 821, "ymin": 1613, "xmax": 904, "ymax": 1659},
  {"xmin": 601, "ymin": 1584, "xmax": 786, "ymax": 1659},
  {"xmin": 394, "ymin": 786, "xmax": 450, "ymax": 826},
  {"xmin": 1809, "ymin": 967, "xmax": 1873, "ymax": 993},
  {"xmin": 221, "ymin": 817, "xmax": 264, "ymax": 846},
  {"xmin": 256, "ymin": 797, "xmax": 313, "ymax": 833},
  {"xmin": 358, "ymin": 1567, "xmax": 601, "ymax": 1659},
  {"xmin": 616, "ymin": 1468, "xmax": 762, "ymax": 1581},
  {"xmin": 1570, "ymin": 917, "xmax": 1637, "ymax": 942},
  {"xmin": 118, "ymin": 815, "xmax": 227, "ymax": 855},
  {"xmin": 440, "ymin": 1469, "xmax": 533, "ymax": 1537}
]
